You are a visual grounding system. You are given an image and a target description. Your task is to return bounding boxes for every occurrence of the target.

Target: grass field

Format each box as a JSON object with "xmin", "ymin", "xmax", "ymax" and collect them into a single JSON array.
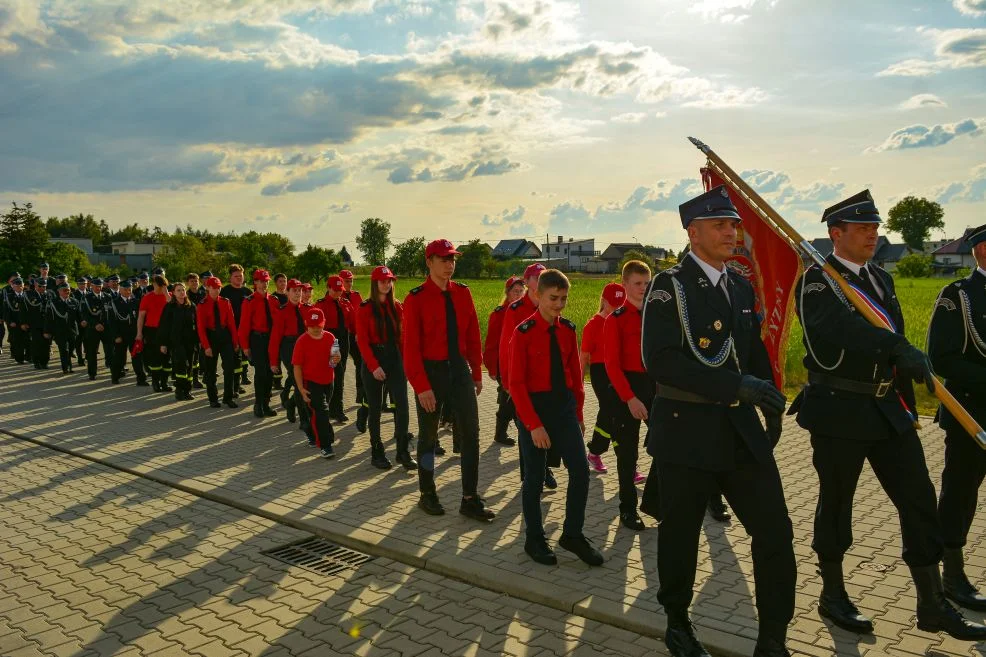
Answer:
[{"xmin": 332, "ymin": 274, "xmax": 947, "ymax": 416}]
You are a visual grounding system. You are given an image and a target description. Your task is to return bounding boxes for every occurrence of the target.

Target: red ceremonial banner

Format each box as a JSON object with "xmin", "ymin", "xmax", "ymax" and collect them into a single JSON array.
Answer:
[{"xmin": 702, "ymin": 167, "xmax": 803, "ymax": 389}]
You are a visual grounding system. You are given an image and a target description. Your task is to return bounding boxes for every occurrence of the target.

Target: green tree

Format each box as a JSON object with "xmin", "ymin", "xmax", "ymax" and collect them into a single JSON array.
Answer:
[
  {"xmin": 356, "ymin": 217, "xmax": 391, "ymax": 266},
  {"xmin": 0, "ymin": 202, "xmax": 50, "ymax": 274},
  {"xmin": 618, "ymin": 249, "xmax": 656, "ymax": 274},
  {"xmin": 893, "ymin": 253, "xmax": 933, "ymax": 278},
  {"xmin": 43, "ymin": 241, "xmax": 91, "ymax": 278},
  {"xmin": 455, "ymin": 239, "xmax": 492, "ymax": 278},
  {"xmin": 388, "ymin": 237, "xmax": 426, "ymax": 278},
  {"xmin": 154, "ymin": 233, "xmax": 218, "ymax": 279},
  {"xmin": 295, "ymin": 244, "xmax": 342, "ymax": 284},
  {"xmin": 886, "ymin": 196, "xmax": 945, "ymax": 250},
  {"xmin": 107, "ymin": 223, "xmax": 154, "ymax": 244},
  {"xmin": 45, "ymin": 213, "xmax": 110, "ymax": 246}
]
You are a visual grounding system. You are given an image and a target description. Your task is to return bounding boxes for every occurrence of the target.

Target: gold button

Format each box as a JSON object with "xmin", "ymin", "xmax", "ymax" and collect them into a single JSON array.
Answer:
[{"xmin": 673, "ymin": 412, "xmax": 679, "ymax": 418}]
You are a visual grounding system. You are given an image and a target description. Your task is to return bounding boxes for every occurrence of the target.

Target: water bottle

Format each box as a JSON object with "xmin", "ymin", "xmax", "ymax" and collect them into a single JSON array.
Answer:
[{"xmin": 330, "ymin": 341, "xmax": 340, "ymax": 368}]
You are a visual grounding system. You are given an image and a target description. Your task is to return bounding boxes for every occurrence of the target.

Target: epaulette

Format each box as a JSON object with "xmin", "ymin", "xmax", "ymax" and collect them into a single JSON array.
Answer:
[
  {"xmin": 492, "ymin": 305, "xmax": 505, "ymax": 313},
  {"xmin": 559, "ymin": 317, "xmax": 576, "ymax": 331},
  {"xmin": 278, "ymin": 301, "xmax": 289, "ymax": 310},
  {"xmin": 453, "ymin": 281, "xmax": 469, "ymax": 288},
  {"xmin": 245, "ymin": 293, "xmax": 255, "ymax": 301},
  {"xmin": 409, "ymin": 285, "xmax": 424, "ymax": 295},
  {"xmin": 361, "ymin": 299, "xmax": 372, "ymax": 307},
  {"xmin": 517, "ymin": 319, "xmax": 536, "ymax": 332},
  {"xmin": 612, "ymin": 306, "xmax": 627, "ymax": 317},
  {"xmin": 656, "ymin": 263, "xmax": 682, "ymax": 278},
  {"xmin": 509, "ymin": 299, "xmax": 525, "ymax": 310}
]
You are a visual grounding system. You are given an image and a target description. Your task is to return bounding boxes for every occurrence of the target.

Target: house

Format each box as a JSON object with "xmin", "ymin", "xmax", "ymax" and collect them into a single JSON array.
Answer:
[
  {"xmin": 540, "ymin": 236, "xmax": 597, "ymax": 272},
  {"xmin": 594, "ymin": 243, "xmax": 670, "ymax": 274},
  {"xmin": 49, "ymin": 237, "xmax": 93, "ymax": 254},
  {"xmin": 932, "ymin": 229, "xmax": 979, "ymax": 276},
  {"xmin": 111, "ymin": 241, "xmax": 167, "ymax": 256},
  {"xmin": 491, "ymin": 239, "xmax": 542, "ymax": 260},
  {"xmin": 805, "ymin": 237, "xmax": 917, "ymax": 273},
  {"xmin": 340, "ymin": 246, "xmax": 354, "ymax": 267}
]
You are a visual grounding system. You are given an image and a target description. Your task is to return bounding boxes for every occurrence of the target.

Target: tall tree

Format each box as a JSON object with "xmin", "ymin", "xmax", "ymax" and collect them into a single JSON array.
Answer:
[
  {"xmin": 0, "ymin": 202, "xmax": 49, "ymax": 274},
  {"xmin": 295, "ymin": 244, "xmax": 342, "ymax": 284},
  {"xmin": 388, "ymin": 237, "xmax": 426, "ymax": 278},
  {"xmin": 886, "ymin": 196, "xmax": 945, "ymax": 250},
  {"xmin": 45, "ymin": 213, "xmax": 110, "ymax": 246},
  {"xmin": 43, "ymin": 241, "xmax": 91, "ymax": 278},
  {"xmin": 455, "ymin": 239, "xmax": 492, "ymax": 278},
  {"xmin": 356, "ymin": 217, "xmax": 391, "ymax": 266}
]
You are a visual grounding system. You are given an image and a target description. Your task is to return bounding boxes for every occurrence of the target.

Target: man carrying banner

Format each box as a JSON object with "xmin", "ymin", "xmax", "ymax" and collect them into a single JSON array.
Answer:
[
  {"xmin": 643, "ymin": 186, "xmax": 793, "ymax": 657},
  {"xmin": 790, "ymin": 191, "xmax": 986, "ymax": 640}
]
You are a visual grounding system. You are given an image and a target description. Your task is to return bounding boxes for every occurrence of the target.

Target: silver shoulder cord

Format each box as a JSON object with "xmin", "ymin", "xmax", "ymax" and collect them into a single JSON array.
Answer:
[
  {"xmin": 671, "ymin": 276, "xmax": 735, "ymax": 368},
  {"xmin": 800, "ymin": 268, "xmax": 845, "ymax": 371},
  {"xmin": 49, "ymin": 301, "xmax": 68, "ymax": 320},
  {"xmin": 959, "ymin": 289, "xmax": 986, "ymax": 358}
]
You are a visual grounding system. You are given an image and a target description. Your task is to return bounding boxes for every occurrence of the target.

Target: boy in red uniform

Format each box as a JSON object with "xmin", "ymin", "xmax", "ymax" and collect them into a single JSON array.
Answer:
[
  {"xmin": 483, "ymin": 275, "xmax": 525, "ymax": 447},
  {"xmin": 509, "ymin": 269, "xmax": 603, "ymax": 567},
  {"xmin": 269, "ymin": 279, "xmax": 306, "ymax": 423},
  {"xmin": 196, "ymin": 276, "xmax": 239, "ymax": 409},
  {"xmin": 340, "ymin": 269, "xmax": 369, "ymax": 431},
  {"xmin": 293, "ymin": 307, "xmax": 343, "ymax": 458},
  {"xmin": 136, "ymin": 274, "xmax": 173, "ymax": 392},
  {"xmin": 403, "ymin": 239, "xmax": 495, "ymax": 521},
  {"xmin": 239, "ymin": 269, "xmax": 281, "ymax": 418},
  {"xmin": 317, "ymin": 275, "xmax": 353, "ymax": 423},
  {"xmin": 603, "ymin": 260, "xmax": 655, "ymax": 530},
  {"xmin": 580, "ymin": 282, "xmax": 625, "ymax": 474}
]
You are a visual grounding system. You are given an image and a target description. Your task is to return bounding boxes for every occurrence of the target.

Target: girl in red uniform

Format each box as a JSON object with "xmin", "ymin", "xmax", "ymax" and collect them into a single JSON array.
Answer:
[
  {"xmin": 356, "ymin": 266, "xmax": 417, "ymax": 471},
  {"xmin": 483, "ymin": 276, "xmax": 525, "ymax": 447},
  {"xmin": 580, "ymin": 283, "xmax": 625, "ymax": 474},
  {"xmin": 292, "ymin": 307, "xmax": 342, "ymax": 459},
  {"xmin": 136, "ymin": 275, "xmax": 172, "ymax": 392}
]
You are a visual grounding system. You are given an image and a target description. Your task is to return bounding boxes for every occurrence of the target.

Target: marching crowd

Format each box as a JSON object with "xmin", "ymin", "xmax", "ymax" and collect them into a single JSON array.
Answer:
[{"xmin": 2, "ymin": 184, "xmax": 986, "ymax": 657}]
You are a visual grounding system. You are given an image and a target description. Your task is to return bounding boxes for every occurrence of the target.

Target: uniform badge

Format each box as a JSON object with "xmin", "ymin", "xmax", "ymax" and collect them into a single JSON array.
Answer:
[
  {"xmin": 713, "ymin": 320, "xmax": 722, "ymax": 331},
  {"xmin": 804, "ymin": 282, "xmax": 826, "ymax": 294},
  {"xmin": 935, "ymin": 297, "xmax": 956, "ymax": 312},
  {"xmin": 648, "ymin": 288, "xmax": 671, "ymax": 303},
  {"xmin": 699, "ymin": 337, "xmax": 711, "ymax": 349}
]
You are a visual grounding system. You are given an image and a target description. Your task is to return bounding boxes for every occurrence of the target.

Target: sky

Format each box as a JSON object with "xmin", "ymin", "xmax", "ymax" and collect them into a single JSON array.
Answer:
[{"xmin": 0, "ymin": 0, "xmax": 983, "ymax": 259}]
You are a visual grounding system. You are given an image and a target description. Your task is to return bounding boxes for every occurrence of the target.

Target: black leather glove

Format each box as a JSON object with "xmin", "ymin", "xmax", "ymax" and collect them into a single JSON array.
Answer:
[
  {"xmin": 764, "ymin": 411, "xmax": 782, "ymax": 448},
  {"xmin": 736, "ymin": 374, "xmax": 787, "ymax": 415},
  {"xmin": 891, "ymin": 342, "xmax": 936, "ymax": 394}
]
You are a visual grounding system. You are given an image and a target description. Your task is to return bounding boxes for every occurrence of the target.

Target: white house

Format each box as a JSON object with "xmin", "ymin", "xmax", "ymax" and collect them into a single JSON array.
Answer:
[
  {"xmin": 111, "ymin": 241, "xmax": 167, "ymax": 256},
  {"xmin": 540, "ymin": 236, "xmax": 597, "ymax": 272}
]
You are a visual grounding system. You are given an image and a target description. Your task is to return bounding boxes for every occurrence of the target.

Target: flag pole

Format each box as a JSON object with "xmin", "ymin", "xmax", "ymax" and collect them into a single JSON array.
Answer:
[{"xmin": 689, "ymin": 137, "xmax": 986, "ymax": 450}]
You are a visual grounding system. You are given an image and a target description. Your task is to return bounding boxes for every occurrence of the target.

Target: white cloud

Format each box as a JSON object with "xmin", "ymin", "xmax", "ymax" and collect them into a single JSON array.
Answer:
[
  {"xmin": 898, "ymin": 94, "xmax": 947, "ymax": 111},
  {"xmin": 481, "ymin": 205, "xmax": 527, "ymax": 226},
  {"xmin": 878, "ymin": 28, "xmax": 986, "ymax": 77},
  {"xmin": 865, "ymin": 118, "xmax": 984, "ymax": 153},
  {"xmin": 741, "ymin": 169, "xmax": 845, "ymax": 210},
  {"xmin": 688, "ymin": 0, "xmax": 780, "ymax": 23},
  {"xmin": 327, "ymin": 202, "xmax": 352, "ymax": 213},
  {"xmin": 548, "ymin": 178, "xmax": 702, "ymax": 234},
  {"xmin": 611, "ymin": 112, "xmax": 646, "ymax": 124},
  {"xmin": 935, "ymin": 163, "xmax": 986, "ymax": 203},
  {"xmin": 953, "ymin": 0, "xmax": 986, "ymax": 17}
]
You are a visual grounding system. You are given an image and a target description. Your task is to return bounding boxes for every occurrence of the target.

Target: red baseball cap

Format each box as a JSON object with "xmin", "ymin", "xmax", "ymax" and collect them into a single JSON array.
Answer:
[
  {"xmin": 602, "ymin": 283, "xmax": 626, "ymax": 308},
  {"xmin": 327, "ymin": 275, "xmax": 345, "ymax": 292},
  {"xmin": 204, "ymin": 277, "xmax": 223, "ymax": 290},
  {"xmin": 253, "ymin": 269, "xmax": 271, "ymax": 282},
  {"xmin": 425, "ymin": 239, "xmax": 462, "ymax": 259},
  {"xmin": 302, "ymin": 282, "xmax": 313, "ymax": 291},
  {"xmin": 286, "ymin": 278, "xmax": 303, "ymax": 290},
  {"xmin": 339, "ymin": 270, "xmax": 354, "ymax": 280},
  {"xmin": 304, "ymin": 307, "xmax": 326, "ymax": 327},
  {"xmin": 505, "ymin": 275, "xmax": 523, "ymax": 290},
  {"xmin": 523, "ymin": 263, "xmax": 547, "ymax": 280},
  {"xmin": 371, "ymin": 266, "xmax": 397, "ymax": 282}
]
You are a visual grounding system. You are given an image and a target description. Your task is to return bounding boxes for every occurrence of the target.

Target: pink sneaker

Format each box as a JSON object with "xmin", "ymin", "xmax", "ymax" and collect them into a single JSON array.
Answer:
[
  {"xmin": 633, "ymin": 470, "xmax": 646, "ymax": 484},
  {"xmin": 587, "ymin": 452, "xmax": 608, "ymax": 473}
]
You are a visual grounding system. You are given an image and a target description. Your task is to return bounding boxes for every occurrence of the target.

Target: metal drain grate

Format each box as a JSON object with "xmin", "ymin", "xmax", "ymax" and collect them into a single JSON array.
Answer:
[{"xmin": 263, "ymin": 537, "xmax": 373, "ymax": 576}]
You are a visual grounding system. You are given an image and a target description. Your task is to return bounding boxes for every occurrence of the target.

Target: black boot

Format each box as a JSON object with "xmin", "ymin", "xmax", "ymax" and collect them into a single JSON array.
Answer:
[
  {"xmin": 943, "ymin": 547, "xmax": 986, "ymax": 611},
  {"xmin": 253, "ymin": 403, "xmax": 264, "ymax": 418},
  {"xmin": 355, "ymin": 406, "xmax": 368, "ymax": 433},
  {"xmin": 911, "ymin": 564, "xmax": 986, "ymax": 640},
  {"xmin": 285, "ymin": 396, "xmax": 296, "ymax": 423},
  {"xmin": 817, "ymin": 561, "xmax": 874, "ymax": 633},
  {"xmin": 396, "ymin": 433, "xmax": 418, "ymax": 470},
  {"xmin": 263, "ymin": 401, "xmax": 277, "ymax": 417},
  {"xmin": 493, "ymin": 414, "xmax": 515, "ymax": 446},
  {"xmin": 753, "ymin": 621, "xmax": 790, "ymax": 657},
  {"xmin": 664, "ymin": 610, "xmax": 711, "ymax": 657},
  {"xmin": 151, "ymin": 371, "xmax": 162, "ymax": 392},
  {"xmin": 192, "ymin": 372, "xmax": 203, "ymax": 389}
]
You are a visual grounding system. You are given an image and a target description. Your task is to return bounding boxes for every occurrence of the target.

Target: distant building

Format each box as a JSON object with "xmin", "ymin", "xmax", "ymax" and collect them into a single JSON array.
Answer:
[
  {"xmin": 932, "ymin": 229, "xmax": 978, "ymax": 276},
  {"xmin": 805, "ymin": 237, "xmax": 917, "ymax": 273},
  {"xmin": 491, "ymin": 239, "xmax": 542, "ymax": 260},
  {"xmin": 540, "ymin": 236, "xmax": 597, "ymax": 272},
  {"xmin": 49, "ymin": 237, "xmax": 93, "ymax": 254},
  {"xmin": 111, "ymin": 241, "xmax": 167, "ymax": 256},
  {"xmin": 593, "ymin": 242, "xmax": 670, "ymax": 274},
  {"xmin": 340, "ymin": 246, "xmax": 354, "ymax": 267}
]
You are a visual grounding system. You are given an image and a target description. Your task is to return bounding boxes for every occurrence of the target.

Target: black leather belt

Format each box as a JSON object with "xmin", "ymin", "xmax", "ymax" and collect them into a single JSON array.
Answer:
[
  {"xmin": 657, "ymin": 384, "xmax": 739, "ymax": 407},
  {"xmin": 808, "ymin": 372, "xmax": 893, "ymax": 398}
]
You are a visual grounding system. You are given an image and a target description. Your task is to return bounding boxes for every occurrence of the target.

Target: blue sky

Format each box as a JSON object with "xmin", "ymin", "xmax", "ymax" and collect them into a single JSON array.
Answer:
[{"xmin": 0, "ymin": 0, "xmax": 983, "ymax": 257}]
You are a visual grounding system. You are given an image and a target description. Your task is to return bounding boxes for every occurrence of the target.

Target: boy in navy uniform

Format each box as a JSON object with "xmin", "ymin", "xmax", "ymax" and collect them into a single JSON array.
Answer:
[
  {"xmin": 509, "ymin": 269, "xmax": 603, "ymax": 567},
  {"xmin": 927, "ymin": 222, "xmax": 986, "ymax": 612}
]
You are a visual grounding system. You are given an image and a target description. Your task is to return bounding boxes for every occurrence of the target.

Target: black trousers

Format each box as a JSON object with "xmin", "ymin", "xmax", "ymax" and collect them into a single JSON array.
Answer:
[
  {"xmin": 9, "ymin": 324, "xmax": 28, "ymax": 363},
  {"xmin": 201, "ymin": 331, "xmax": 236, "ymax": 403},
  {"xmin": 495, "ymin": 381, "xmax": 515, "ymax": 427},
  {"xmin": 415, "ymin": 359, "xmax": 480, "ymax": 496},
  {"xmin": 657, "ymin": 441, "xmax": 796, "ymax": 627},
  {"xmin": 101, "ymin": 331, "xmax": 113, "ymax": 369},
  {"xmin": 30, "ymin": 328, "xmax": 50, "ymax": 367},
  {"xmin": 811, "ymin": 430, "xmax": 943, "ymax": 567},
  {"xmin": 142, "ymin": 326, "xmax": 171, "ymax": 378},
  {"xmin": 939, "ymin": 430, "xmax": 986, "ymax": 549},
  {"xmin": 360, "ymin": 345, "xmax": 410, "ymax": 454},
  {"xmin": 83, "ymin": 328, "xmax": 104, "ymax": 378},
  {"xmin": 75, "ymin": 330, "xmax": 84, "ymax": 362},
  {"xmin": 587, "ymin": 363, "xmax": 618, "ymax": 456},
  {"xmin": 328, "ymin": 330, "xmax": 349, "ymax": 416},
  {"xmin": 53, "ymin": 334, "xmax": 73, "ymax": 371},
  {"xmin": 350, "ymin": 334, "xmax": 365, "ymax": 405},
  {"xmin": 110, "ymin": 334, "xmax": 134, "ymax": 382},
  {"xmin": 611, "ymin": 371, "xmax": 656, "ymax": 513},
  {"xmin": 172, "ymin": 340, "xmax": 196, "ymax": 390},
  {"xmin": 304, "ymin": 380, "xmax": 335, "ymax": 448},
  {"xmin": 249, "ymin": 331, "xmax": 273, "ymax": 407}
]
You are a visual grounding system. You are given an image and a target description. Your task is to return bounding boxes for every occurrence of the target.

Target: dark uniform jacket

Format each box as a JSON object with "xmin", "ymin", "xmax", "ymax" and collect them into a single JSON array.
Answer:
[
  {"xmin": 160, "ymin": 302, "xmax": 198, "ymax": 348},
  {"xmin": 791, "ymin": 254, "xmax": 915, "ymax": 440},
  {"xmin": 927, "ymin": 268, "xmax": 986, "ymax": 432},
  {"xmin": 641, "ymin": 255, "xmax": 775, "ymax": 472},
  {"xmin": 106, "ymin": 294, "xmax": 139, "ymax": 341},
  {"xmin": 78, "ymin": 291, "xmax": 107, "ymax": 332},
  {"xmin": 44, "ymin": 296, "xmax": 79, "ymax": 340},
  {"xmin": 19, "ymin": 290, "xmax": 47, "ymax": 329},
  {"xmin": 2, "ymin": 289, "xmax": 23, "ymax": 327}
]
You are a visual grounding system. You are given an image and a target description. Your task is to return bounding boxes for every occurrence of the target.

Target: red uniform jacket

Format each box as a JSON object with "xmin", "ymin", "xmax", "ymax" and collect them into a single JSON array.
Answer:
[
  {"xmin": 196, "ymin": 296, "xmax": 238, "ymax": 351},
  {"xmin": 237, "ymin": 291, "xmax": 279, "ymax": 350},
  {"xmin": 581, "ymin": 313, "xmax": 606, "ymax": 365},
  {"xmin": 603, "ymin": 303, "xmax": 646, "ymax": 402},
  {"xmin": 316, "ymin": 295, "xmax": 352, "ymax": 335},
  {"xmin": 269, "ymin": 301, "xmax": 306, "ymax": 368},
  {"xmin": 508, "ymin": 312, "xmax": 584, "ymax": 431},
  {"xmin": 355, "ymin": 299, "xmax": 403, "ymax": 372},
  {"xmin": 498, "ymin": 294, "xmax": 537, "ymax": 386},
  {"xmin": 342, "ymin": 290, "xmax": 364, "ymax": 316},
  {"xmin": 402, "ymin": 277, "xmax": 482, "ymax": 395},
  {"xmin": 483, "ymin": 305, "xmax": 506, "ymax": 378}
]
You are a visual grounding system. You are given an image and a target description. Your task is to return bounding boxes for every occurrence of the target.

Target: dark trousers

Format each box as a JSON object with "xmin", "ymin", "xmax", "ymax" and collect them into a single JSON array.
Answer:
[
  {"xmin": 415, "ymin": 359, "xmax": 480, "ymax": 496},
  {"xmin": 811, "ymin": 430, "xmax": 943, "ymax": 566},
  {"xmin": 75, "ymin": 331, "xmax": 84, "ymax": 362},
  {"xmin": 101, "ymin": 331, "xmax": 113, "ymax": 369},
  {"xmin": 495, "ymin": 382, "xmax": 515, "ymax": 427},
  {"xmin": 172, "ymin": 341, "xmax": 195, "ymax": 390},
  {"xmin": 350, "ymin": 334, "xmax": 365, "ymax": 405},
  {"xmin": 587, "ymin": 363, "xmax": 617, "ymax": 456},
  {"xmin": 360, "ymin": 346, "xmax": 410, "ymax": 454},
  {"xmin": 611, "ymin": 371, "xmax": 656, "ymax": 513},
  {"xmin": 518, "ymin": 392, "xmax": 589, "ymax": 539},
  {"xmin": 249, "ymin": 332, "xmax": 273, "ymax": 408},
  {"xmin": 53, "ymin": 335, "xmax": 73, "ymax": 371},
  {"xmin": 939, "ymin": 430, "xmax": 986, "ymax": 549},
  {"xmin": 10, "ymin": 324, "xmax": 28, "ymax": 362},
  {"xmin": 329, "ymin": 330, "xmax": 349, "ymax": 416},
  {"xmin": 84, "ymin": 328, "xmax": 103, "ymax": 378},
  {"xmin": 657, "ymin": 443, "xmax": 796, "ymax": 626},
  {"xmin": 142, "ymin": 326, "xmax": 171, "ymax": 379},
  {"xmin": 201, "ymin": 332, "xmax": 236, "ymax": 403},
  {"xmin": 280, "ymin": 340, "xmax": 309, "ymax": 429},
  {"xmin": 110, "ymin": 335, "xmax": 132, "ymax": 382},
  {"xmin": 30, "ymin": 328, "xmax": 50, "ymax": 367},
  {"xmin": 304, "ymin": 380, "xmax": 335, "ymax": 448}
]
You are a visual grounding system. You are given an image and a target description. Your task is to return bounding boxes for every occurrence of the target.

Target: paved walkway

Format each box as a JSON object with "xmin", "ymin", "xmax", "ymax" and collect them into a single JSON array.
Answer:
[
  {"xmin": 1, "ymin": 357, "xmax": 985, "ymax": 656},
  {"xmin": 0, "ymin": 436, "xmax": 670, "ymax": 656}
]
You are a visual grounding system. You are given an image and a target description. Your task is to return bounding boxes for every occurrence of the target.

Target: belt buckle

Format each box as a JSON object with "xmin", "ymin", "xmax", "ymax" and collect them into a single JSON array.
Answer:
[
  {"xmin": 875, "ymin": 381, "xmax": 891, "ymax": 398},
  {"xmin": 729, "ymin": 400, "xmax": 740, "ymax": 407}
]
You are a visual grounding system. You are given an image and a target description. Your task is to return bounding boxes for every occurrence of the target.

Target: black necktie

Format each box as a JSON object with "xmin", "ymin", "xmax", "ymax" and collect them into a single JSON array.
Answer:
[
  {"xmin": 548, "ymin": 325, "xmax": 567, "ymax": 391},
  {"xmin": 858, "ymin": 266, "xmax": 882, "ymax": 300},
  {"xmin": 213, "ymin": 298, "xmax": 221, "ymax": 330},
  {"xmin": 262, "ymin": 295, "xmax": 273, "ymax": 330},
  {"xmin": 334, "ymin": 300, "xmax": 345, "ymax": 334},
  {"xmin": 295, "ymin": 305, "xmax": 304, "ymax": 335},
  {"xmin": 444, "ymin": 291, "xmax": 462, "ymax": 363}
]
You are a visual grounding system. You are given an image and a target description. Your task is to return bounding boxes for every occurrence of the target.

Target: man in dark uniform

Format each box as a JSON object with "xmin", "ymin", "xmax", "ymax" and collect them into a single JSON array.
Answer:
[
  {"xmin": 134, "ymin": 272, "xmax": 150, "ymax": 301},
  {"xmin": 927, "ymin": 222, "xmax": 986, "ymax": 612},
  {"xmin": 106, "ymin": 280, "xmax": 144, "ymax": 385},
  {"xmin": 21, "ymin": 278, "xmax": 51, "ymax": 369},
  {"xmin": 44, "ymin": 282, "xmax": 79, "ymax": 374},
  {"xmin": 79, "ymin": 278, "xmax": 108, "ymax": 380},
  {"xmin": 791, "ymin": 190, "xmax": 986, "ymax": 641},
  {"xmin": 100, "ymin": 274, "xmax": 120, "ymax": 369},
  {"xmin": 642, "ymin": 186, "xmax": 792, "ymax": 657},
  {"xmin": 71, "ymin": 277, "xmax": 88, "ymax": 365},
  {"xmin": 221, "ymin": 264, "xmax": 251, "ymax": 394},
  {"xmin": 3, "ymin": 276, "xmax": 28, "ymax": 363},
  {"xmin": 38, "ymin": 263, "xmax": 57, "ymax": 291}
]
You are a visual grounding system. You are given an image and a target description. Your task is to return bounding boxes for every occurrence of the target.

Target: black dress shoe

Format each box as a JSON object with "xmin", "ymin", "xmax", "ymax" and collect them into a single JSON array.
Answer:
[
  {"xmin": 558, "ymin": 534, "xmax": 604, "ymax": 566},
  {"xmin": 418, "ymin": 493, "xmax": 445, "ymax": 516},
  {"xmin": 263, "ymin": 406, "xmax": 278, "ymax": 417},
  {"xmin": 818, "ymin": 591, "xmax": 874, "ymax": 634},
  {"xmin": 943, "ymin": 548, "xmax": 986, "ymax": 611},
  {"xmin": 707, "ymin": 500, "xmax": 731, "ymax": 523},
  {"xmin": 664, "ymin": 618, "xmax": 711, "ymax": 657},
  {"xmin": 524, "ymin": 537, "xmax": 557, "ymax": 565},
  {"xmin": 209, "ymin": 401, "xmax": 222, "ymax": 408},
  {"xmin": 136, "ymin": 380, "xmax": 150, "ymax": 387},
  {"xmin": 543, "ymin": 468, "xmax": 557, "ymax": 490},
  {"xmin": 434, "ymin": 443, "xmax": 446, "ymax": 457},
  {"xmin": 753, "ymin": 637, "xmax": 791, "ymax": 657},
  {"xmin": 493, "ymin": 434, "xmax": 516, "ymax": 446},
  {"xmin": 459, "ymin": 496, "xmax": 495, "ymax": 522},
  {"xmin": 620, "ymin": 511, "xmax": 646, "ymax": 531},
  {"xmin": 396, "ymin": 453, "xmax": 418, "ymax": 471},
  {"xmin": 912, "ymin": 565, "xmax": 986, "ymax": 640},
  {"xmin": 224, "ymin": 400, "xmax": 238, "ymax": 409},
  {"xmin": 371, "ymin": 454, "xmax": 393, "ymax": 470}
]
